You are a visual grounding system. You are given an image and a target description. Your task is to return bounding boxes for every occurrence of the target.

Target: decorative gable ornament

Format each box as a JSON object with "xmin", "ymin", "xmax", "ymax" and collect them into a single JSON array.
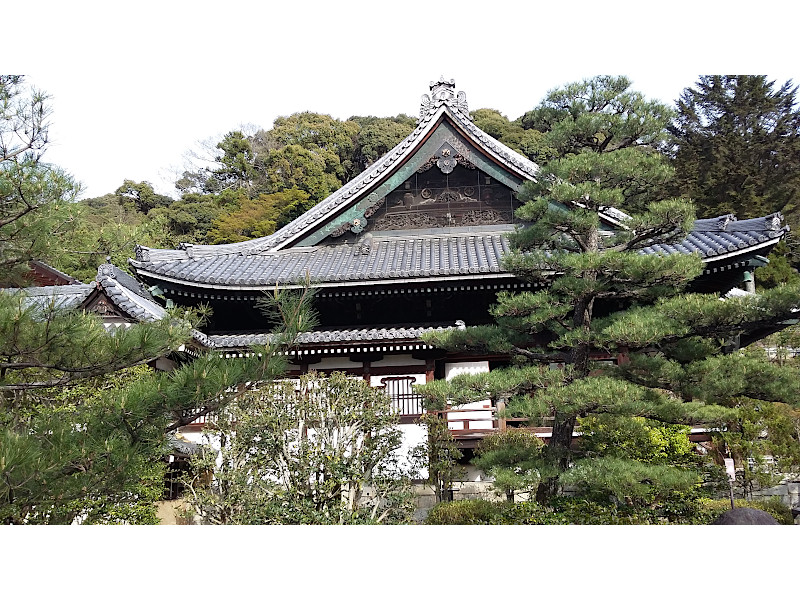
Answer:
[{"xmin": 420, "ymin": 77, "xmax": 471, "ymax": 120}]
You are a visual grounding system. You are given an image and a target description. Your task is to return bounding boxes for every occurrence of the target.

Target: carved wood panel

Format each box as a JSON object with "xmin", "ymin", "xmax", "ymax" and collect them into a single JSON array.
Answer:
[{"xmin": 370, "ymin": 164, "xmax": 519, "ymax": 231}]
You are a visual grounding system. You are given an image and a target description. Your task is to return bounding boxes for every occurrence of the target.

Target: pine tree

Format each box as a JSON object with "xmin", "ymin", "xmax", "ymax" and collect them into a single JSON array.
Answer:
[
  {"xmin": 0, "ymin": 77, "xmax": 318, "ymax": 522},
  {"xmin": 0, "ymin": 76, "xmax": 82, "ymax": 285},
  {"xmin": 422, "ymin": 77, "xmax": 800, "ymax": 505},
  {"xmin": 669, "ymin": 76, "xmax": 800, "ymax": 268}
]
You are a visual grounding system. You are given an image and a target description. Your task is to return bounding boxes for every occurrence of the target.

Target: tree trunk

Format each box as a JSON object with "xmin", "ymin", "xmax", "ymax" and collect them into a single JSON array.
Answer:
[
  {"xmin": 536, "ymin": 234, "xmax": 597, "ymax": 502},
  {"xmin": 536, "ymin": 413, "xmax": 577, "ymax": 502}
]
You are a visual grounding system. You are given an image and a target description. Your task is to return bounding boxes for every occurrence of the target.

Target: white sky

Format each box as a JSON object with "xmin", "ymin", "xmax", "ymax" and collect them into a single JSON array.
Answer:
[{"xmin": 7, "ymin": 0, "xmax": 800, "ymax": 199}]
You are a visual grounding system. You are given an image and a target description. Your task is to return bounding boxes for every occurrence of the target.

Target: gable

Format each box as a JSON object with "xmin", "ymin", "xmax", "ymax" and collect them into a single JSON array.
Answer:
[{"xmin": 134, "ymin": 79, "xmax": 539, "ymax": 265}]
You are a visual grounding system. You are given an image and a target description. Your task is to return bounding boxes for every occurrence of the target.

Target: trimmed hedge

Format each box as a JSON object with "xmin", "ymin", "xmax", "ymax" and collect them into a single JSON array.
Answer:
[{"xmin": 424, "ymin": 496, "xmax": 795, "ymax": 525}]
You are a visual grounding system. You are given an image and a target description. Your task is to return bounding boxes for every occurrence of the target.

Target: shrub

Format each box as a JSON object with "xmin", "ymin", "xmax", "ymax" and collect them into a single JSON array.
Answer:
[
  {"xmin": 689, "ymin": 497, "xmax": 794, "ymax": 525},
  {"xmin": 425, "ymin": 499, "xmax": 502, "ymax": 525},
  {"xmin": 424, "ymin": 496, "xmax": 795, "ymax": 525}
]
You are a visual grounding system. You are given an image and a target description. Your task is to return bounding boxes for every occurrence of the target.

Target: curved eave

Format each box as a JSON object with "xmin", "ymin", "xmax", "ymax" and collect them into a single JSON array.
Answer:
[{"xmin": 133, "ymin": 267, "xmax": 519, "ymax": 292}]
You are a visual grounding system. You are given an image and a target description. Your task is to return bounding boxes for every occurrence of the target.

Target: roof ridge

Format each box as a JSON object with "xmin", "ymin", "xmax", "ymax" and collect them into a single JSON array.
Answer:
[{"xmin": 132, "ymin": 80, "xmax": 543, "ymax": 266}]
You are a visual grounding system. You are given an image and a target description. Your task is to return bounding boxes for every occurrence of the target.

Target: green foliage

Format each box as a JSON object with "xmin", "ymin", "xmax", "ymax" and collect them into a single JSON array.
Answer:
[
  {"xmin": 0, "ymin": 366, "xmax": 167, "ymax": 524},
  {"xmin": 473, "ymin": 429, "xmax": 544, "ymax": 500},
  {"xmin": 670, "ymin": 76, "xmax": 800, "ymax": 221},
  {"xmin": 424, "ymin": 498, "xmax": 657, "ymax": 525},
  {"xmin": 410, "ymin": 412, "xmax": 464, "ymax": 504},
  {"xmin": 169, "ymin": 112, "xmax": 415, "ymax": 246},
  {"xmin": 148, "ymin": 188, "xmax": 242, "ymax": 244},
  {"xmin": 689, "ymin": 497, "xmax": 794, "ymax": 525},
  {"xmin": 470, "ymin": 108, "xmax": 558, "ymax": 163},
  {"xmin": 579, "ymin": 416, "xmax": 695, "ymax": 465},
  {"xmin": 423, "ymin": 76, "xmax": 800, "ymax": 504},
  {"xmin": 716, "ymin": 398, "xmax": 800, "ymax": 496},
  {"xmin": 425, "ymin": 495, "xmax": 794, "ymax": 525},
  {"xmin": 185, "ymin": 372, "xmax": 415, "ymax": 524},
  {"xmin": 0, "ymin": 279, "xmax": 191, "ymax": 393},
  {"xmin": 425, "ymin": 499, "xmax": 511, "ymax": 524},
  {"xmin": 754, "ymin": 242, "xmax": 800, "ymax": 289},
  {"xmin": 1, "ymin": 278, "xmax": 315, "ymax": 523},
  {"xmin": 348, "ymin": 114, "xmax": 416, "ymax": 175},
  {"xmin": 207, "ymin": 189, "xmax": 313, "ymax": 244},
  {"xmin": 114, "ymin": 180, "xmax": 172, "ymax": 215},
  {"xmin": 0, "ymin": 76, "xmax": 82, "ymax": 285},
  {"xmin": 670, "ymin": 76, "xmax": 800, "ymax": 266},
  {"xmin": 559, "ymin": 456, "xmax": 700, "ymax": 506}
]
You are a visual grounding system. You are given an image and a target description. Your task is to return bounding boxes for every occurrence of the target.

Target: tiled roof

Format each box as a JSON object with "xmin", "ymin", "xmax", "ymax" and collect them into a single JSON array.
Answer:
[
  {"xmin": 134, "ymin": 230, "xmax": 513, "ymax": 288},
  {"xmin": 131, "ymin": 214, "xmax": 786, "ymax": 291},
  {"xmin": 7, "ymin": 284, "xmax": 95, "ymax": 310},
  {"xmin": 133, "ymin": 80, "xmax": 540, "ymax": 265},
  {"xmin": 639, "ymin": 213, "xmax": 787, "ymax": 261},
  {"xmin": 28, "ymin": 260, "xmax": 82, "ymax": 285},
  {"xmin": 96, "ymin": 263, "xmax": 167, "ymax": 321},
  {"xmin": 208, "ymin": 325, "xmax": 451, "ymax": 349}
]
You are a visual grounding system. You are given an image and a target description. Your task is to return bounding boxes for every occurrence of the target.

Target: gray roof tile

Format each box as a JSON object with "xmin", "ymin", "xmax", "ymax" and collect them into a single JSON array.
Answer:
[
  {"xmin": 133, "ymin": 82, "xmax": 539, "ymax": 264},
  {"xmin": 638, "ymin": 213, "xmax": 786, "ymax": 260},
  {"xmin": 132, "ymin": 213, "xmax": 785, "ymax": 290},
  {"xmin": 207, "ymin": 325, "xmax": 451, "ymax": 349},
  {"xmin": 5, "ymin": 283, "xmax": 95, "ymax": 310},
  {"xmin": 136, "ymin": 231, "xmax": 513, "ymax": 288}
]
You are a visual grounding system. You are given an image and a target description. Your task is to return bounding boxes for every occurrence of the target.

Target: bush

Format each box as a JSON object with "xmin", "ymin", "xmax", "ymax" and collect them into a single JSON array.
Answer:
[
  {"xmin": 425, "ymin": 496, "xmax": 795, "ymax": 525},
  {"xmin": 688, "ymin": 497, "xmax": 794, "ymax": 525},
  {"xmin": 425, "ymin": 498, "xmax": 653, "ymax": 524},
  {"xmin": 425, "ymin": 499, "xmax": 503, "ymax": 524}
]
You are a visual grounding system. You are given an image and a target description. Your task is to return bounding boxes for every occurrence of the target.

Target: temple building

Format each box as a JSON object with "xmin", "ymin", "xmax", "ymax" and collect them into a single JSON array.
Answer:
[{"xmin": 126, "ymin": 78, "xmax": 789, "ymax": 449}]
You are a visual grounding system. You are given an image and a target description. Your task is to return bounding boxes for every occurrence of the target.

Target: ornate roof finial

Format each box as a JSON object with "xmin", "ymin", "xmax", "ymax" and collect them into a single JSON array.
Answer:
[{"xmin": 420, "ymin": 77, "xmax": 471, "ymax": 120}]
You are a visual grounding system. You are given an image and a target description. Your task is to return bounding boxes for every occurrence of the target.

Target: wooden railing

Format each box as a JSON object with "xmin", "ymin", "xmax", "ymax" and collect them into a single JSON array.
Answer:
[{"xmin": 379, "ymin": 376, "xmax": 426, "ymax": 420}]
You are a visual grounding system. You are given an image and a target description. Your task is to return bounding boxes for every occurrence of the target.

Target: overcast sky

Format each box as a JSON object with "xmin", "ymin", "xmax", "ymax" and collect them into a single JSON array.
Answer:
[{"xmin": 8, "ymin": 0, "xmax": 799, "ymax": 199}]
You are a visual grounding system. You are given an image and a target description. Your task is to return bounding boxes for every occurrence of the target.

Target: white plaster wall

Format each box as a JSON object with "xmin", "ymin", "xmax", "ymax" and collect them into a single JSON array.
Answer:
[
  {"xmin": 444, "ymin": 360, "xmax": 493, "ymax": 430},
  {"xmin": 397, "ymin": 423, "xmax": 428, "ymax": 478},
  {"xmin": 370, "ymin": 354, "xmax": 426, "ymax": 367},
  {"xmin": 444, "ymin": 360, "xmax": 490, "ymax": 380},
  {"xmin": 313, "ymin": 356, "xmax": 358, "ymax": 370}
]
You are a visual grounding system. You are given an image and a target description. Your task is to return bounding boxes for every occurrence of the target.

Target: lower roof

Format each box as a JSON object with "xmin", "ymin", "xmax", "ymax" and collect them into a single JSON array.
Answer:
[{"xmin": 208, "ymin": 325, "xmax": 451, "ymax": 351}]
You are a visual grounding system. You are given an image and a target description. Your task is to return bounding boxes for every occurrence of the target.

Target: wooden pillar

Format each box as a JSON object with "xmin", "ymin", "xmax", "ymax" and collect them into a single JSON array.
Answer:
[
  {"xmin": 362, "ymin": 360, "xmax": 371, "ymax": 383},
  {"xmin": 616, "ymin": 346, "xmax": 630, "ymax": 366},
  {"xmin": 425, "ymin": 358, "xmax": 435, "ymax": 383}
]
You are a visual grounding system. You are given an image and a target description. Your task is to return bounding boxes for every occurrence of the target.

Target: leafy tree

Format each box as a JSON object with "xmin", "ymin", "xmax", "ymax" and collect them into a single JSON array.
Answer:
[
  {"xmin": 114, "ymin": 180, "xmax": 172, "ymax": 215},
  {"xmin": 670, "ymin": 75, "xmax": 800, "ymax": 219},
  {"xmin": 1, "ymin": 366, "xmax": 167, "ymax": 524},
  {"xmin": 0, "ymin": 292, "xmax": 191, "ymax": 391},
  {"xmin": 422, "ymin": 76, "xmax": 800, "ymax": 503},
  {"xmin": 42, "ymin": 190, "xmax": 177, "ymax": 282},
  {"xmin": 753, "ymin": 241, "xmax": 800, "ymax": 289},
  {"xmin": 171, "ymin": 113, "xmax": 416, "ymax": 246},
  {"xmin": 473, "ymin": 428, "xmax": 544, "ymax": 501},
  {"xmin": 268, "ymin": 112, "xmax": 359, "ymax": 180},
  {"xmin": 716, "ymin": 396, "xmax": 800, "ymax": 498},
  {"xmin": 348, "ymin": 114, "xmax": 416, "ymax": 175},
  {"xmin": 147, "ymin": 188, "xmax": 242, "ymax": 244},
  {"xmin": 185, "ymin": 371, "xmax": 414, "ymax": 524},
  {"xmin": 472, "ymin": 108, "xmax": 558, "ymax": 163},
  {"xmin": 260, "ymin": 144, "xmax": 342, "ymax": 202},
  {"xmin": 1, "ymin": 285, "xmax": 316, "ymax": 524},
  {"xmin": 669, "ymin": 76, "xmax": 800, "ymax": 264},
  {"xmin": 207, "ymin": 189, "xmax": 313, "ymax": 244},
  {"xmin": 0, "ymin": 75, "xmax": 82, "ymax": 285}
]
